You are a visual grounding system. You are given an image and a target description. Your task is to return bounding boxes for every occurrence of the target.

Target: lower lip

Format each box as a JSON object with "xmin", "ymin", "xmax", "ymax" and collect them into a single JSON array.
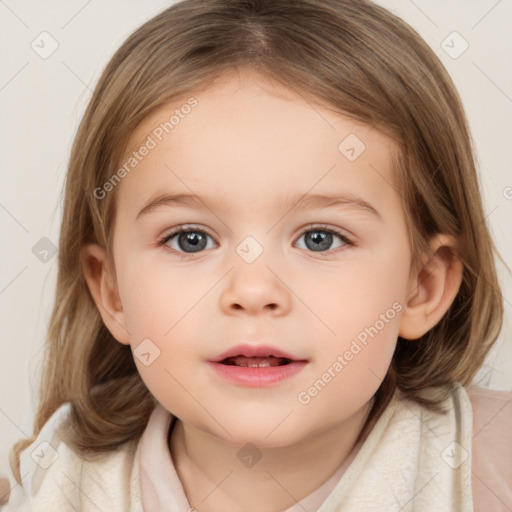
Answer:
[{"xmin": 208, "ymin": 361, "xmax": 307, "ymax": 387}]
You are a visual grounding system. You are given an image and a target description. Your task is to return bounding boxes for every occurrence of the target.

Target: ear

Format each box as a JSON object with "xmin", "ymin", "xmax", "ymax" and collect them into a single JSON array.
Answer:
[
  {"xmin": 398, "ymin": 234, "xmax": 463, "ymax": 340},
  {"xmin": 79, "ymin": 243, "xmax": 131, "ymax": 345}
]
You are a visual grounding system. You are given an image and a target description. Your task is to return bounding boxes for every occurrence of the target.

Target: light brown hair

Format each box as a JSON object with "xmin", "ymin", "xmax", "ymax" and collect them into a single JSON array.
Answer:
[{"xmin": 11, "ymin": 0, "xmax": 505, "ymax": 483}]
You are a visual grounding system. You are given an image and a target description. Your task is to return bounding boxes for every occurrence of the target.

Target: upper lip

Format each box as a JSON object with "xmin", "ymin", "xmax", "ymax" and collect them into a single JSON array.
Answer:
[{"xmin": 209, "ymin": 344, "xmax": 306, "ymax": 363}]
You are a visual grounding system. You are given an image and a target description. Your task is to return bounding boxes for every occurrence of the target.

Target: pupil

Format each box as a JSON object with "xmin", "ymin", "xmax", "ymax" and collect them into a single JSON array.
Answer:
[
  {"xmin": 179, "ymin": 231, "xmax": 206, "ymax": 253},
  {"xmin": 306, "ymin": 231, "xmax": 332, "ymax": 251},
  {"xmin": 187, "ymin": 233, "xmax": 199, "ymax": 245}
]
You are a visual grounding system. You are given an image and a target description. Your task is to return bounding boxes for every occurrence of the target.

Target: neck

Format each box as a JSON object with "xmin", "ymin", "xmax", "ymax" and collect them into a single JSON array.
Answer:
[{"xmin": 169, "ymin": 399, "xmax": 374, "ymax": 512}]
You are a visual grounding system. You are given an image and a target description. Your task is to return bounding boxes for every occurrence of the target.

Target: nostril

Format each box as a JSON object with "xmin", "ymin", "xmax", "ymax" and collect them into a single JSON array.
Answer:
[{"xmin": 230, "ymin": 303, "xmax": 278, "ymax": 311}]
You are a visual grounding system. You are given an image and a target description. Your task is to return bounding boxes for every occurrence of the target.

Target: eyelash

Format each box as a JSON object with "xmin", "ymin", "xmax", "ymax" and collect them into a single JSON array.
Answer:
[{"xmin": 157, "ymin": 224, "xmax": 355, "ymax": 256}]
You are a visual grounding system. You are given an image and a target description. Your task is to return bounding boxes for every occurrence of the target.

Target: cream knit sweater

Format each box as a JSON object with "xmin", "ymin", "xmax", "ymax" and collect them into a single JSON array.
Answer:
[{"xmin": 2, "ymin": 383, "xmax": 475, "ymax": 511}]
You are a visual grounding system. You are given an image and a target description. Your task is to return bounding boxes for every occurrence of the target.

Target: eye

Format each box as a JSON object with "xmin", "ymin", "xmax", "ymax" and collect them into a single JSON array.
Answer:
[
  {"xmin": 294, "ymin": 225, "xmax": 354, "ymax": 253},
  {"xmin": 158, "ymin": 226, "xmax": 217, "ymax": 254},
  {"xmin": 158, "ymin": 224, "xmax": 354, "ymax": 256}
]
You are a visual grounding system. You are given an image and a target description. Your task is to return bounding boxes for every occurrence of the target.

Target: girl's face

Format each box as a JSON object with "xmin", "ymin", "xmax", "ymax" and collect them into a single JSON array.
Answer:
[{"xmin": 109, "ymin": 70, "xmax": 415, "ymax": 446}]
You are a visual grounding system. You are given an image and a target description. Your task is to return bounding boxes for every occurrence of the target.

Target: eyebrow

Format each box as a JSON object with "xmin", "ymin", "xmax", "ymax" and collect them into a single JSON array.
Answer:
[{"xmin": 136, "ymin": 191, "xmax": 382, "ymax": 220}]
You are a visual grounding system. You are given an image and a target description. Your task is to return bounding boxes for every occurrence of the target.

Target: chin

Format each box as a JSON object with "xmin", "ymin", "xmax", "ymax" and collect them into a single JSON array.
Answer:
[{"xmin": 199, "ymin": 411, "xmax": 305, "ymax": 449}]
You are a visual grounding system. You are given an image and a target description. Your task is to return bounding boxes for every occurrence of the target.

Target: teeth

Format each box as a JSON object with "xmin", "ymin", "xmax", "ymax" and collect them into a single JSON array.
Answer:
[
  {"xmin": 222, "ymin": 356, "xmax": 289, "ymax": 367},
  {"xmin": 247, "ymin": 360, "xmax": 271, "ymax": 368}
]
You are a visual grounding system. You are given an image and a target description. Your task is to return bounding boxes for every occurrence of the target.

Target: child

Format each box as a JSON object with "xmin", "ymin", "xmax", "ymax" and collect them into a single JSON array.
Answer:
[{"xmin": 2, "ymin": 0, "xmax": 511, "ymax": 510}]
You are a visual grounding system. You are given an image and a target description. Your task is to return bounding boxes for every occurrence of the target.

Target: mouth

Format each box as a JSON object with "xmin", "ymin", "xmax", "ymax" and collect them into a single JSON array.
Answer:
[
  {"xmin": 219, "ymin": 355, "xmax": 294, "ymax": 367},
  {"xmin": 209, "ymin": 344, "xmax": 306, "ymax": 365},
  {"xmin": 208, "ymin": 344, "xmax": 308, "ymax": 387}
]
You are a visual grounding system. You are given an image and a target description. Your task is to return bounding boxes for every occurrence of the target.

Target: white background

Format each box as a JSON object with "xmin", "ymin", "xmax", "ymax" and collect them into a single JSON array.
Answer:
[{"xmin": 1, "ymin": 0, "xmax": 511, "ymax": 473}]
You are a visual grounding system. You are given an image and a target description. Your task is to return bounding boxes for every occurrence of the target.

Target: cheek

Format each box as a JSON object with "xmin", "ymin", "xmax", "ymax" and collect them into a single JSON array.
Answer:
[
  {"xmin": 309, "ymin": 247, "xmax": 408, "ymax": 390},
  {"xmin": 118, "ymin": 256, "xmax": 205, "ymax": 339},
  {"xmin": 117, "ymin": 259, "xmax": 207, "ymax": 388},
  {"xmin": 306, "ymin": 246, "xmax": 409, "ymax": 340}
]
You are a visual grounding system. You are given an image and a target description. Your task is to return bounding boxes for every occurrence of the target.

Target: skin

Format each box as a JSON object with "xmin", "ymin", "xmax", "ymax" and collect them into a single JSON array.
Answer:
[{"xmin": 81, "ymin": 68, "xmax": 463, "ymax": 512}]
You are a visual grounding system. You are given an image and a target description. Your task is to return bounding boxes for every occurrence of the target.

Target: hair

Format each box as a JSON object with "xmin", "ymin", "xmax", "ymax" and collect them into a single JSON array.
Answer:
[{"xmin": 10, "ymin": 0, "xmax": 506, "ymax": 484}]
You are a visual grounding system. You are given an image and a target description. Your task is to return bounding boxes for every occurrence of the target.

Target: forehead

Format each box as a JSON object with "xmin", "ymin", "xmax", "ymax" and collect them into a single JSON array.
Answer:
[{"xmin": 116, "ymin": 70, "xmax": 400, "ymax": 217}]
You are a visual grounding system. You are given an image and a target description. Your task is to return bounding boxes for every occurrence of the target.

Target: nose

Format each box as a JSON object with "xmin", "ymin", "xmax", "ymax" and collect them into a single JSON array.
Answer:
[{"xmin": 219, "ymin": 259, "xmax": 292, "ymax": 316}]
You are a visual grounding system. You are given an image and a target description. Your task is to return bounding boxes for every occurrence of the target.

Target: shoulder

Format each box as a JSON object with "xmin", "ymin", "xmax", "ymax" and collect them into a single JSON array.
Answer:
[
  {"xmin": 2, "ymin": 402, "xmax": 143, "ymax": 512},
  {"xmin": 465, "ymin": 384, "xmax": 512, "ymax": 438},
  {"xmin": 465, "ymin": 385, "xmax": 512, "ymax": 510}
]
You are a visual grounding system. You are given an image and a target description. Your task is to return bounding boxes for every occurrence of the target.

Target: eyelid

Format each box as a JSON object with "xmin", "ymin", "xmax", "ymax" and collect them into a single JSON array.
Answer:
[
  {"xmin": 297, "ymin": 223, "xmax": 353, "ymax": 243},
  {"xmin": 158, "ymin": 224, "xmax": 217, "ymax": 245}
]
